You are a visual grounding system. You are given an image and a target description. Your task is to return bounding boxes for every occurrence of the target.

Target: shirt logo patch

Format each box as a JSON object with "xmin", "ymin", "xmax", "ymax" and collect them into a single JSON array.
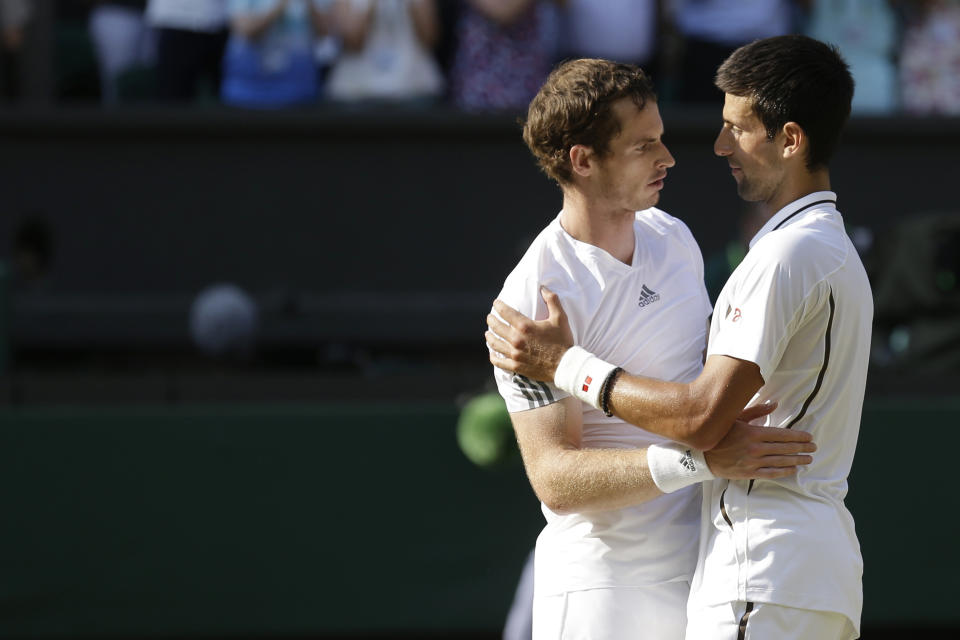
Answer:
[
  {"xmin": 732, "ymin": 308, "xmax": 742, "ymax": 322},
  {"xmin": 638, "ymin": 284, "xmax": 661, "ymax": 308}
]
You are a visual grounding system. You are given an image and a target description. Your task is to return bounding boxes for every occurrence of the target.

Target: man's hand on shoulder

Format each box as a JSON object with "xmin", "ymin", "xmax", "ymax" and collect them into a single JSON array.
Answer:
[{"xmin": 486, "ymin": 287, "xmax": 574, "ymax": 383}]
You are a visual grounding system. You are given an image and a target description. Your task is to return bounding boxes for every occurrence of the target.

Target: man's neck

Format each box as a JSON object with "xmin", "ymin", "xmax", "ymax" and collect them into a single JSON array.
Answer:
[
  {"xmin": 763, "ymin": 168, "xmax": 832, "ymax": 220},
  {"xmin": 559, "ymin": 190, "xmax": 637, "ymax": 265}
]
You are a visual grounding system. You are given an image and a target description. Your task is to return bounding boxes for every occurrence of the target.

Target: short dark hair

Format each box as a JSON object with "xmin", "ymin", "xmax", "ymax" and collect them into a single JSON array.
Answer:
[
  {"xmin": 715, "ymin": 35, "xmax": 854, "ymax": 170},
  {"xmin": 523, "ymin": 59, "xmax": 657, "ymax": 184}
]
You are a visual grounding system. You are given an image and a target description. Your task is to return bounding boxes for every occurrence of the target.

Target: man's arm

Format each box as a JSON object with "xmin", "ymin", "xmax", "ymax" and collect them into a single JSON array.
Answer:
[
  {"xmin": 513, "ymin": 397, "xmax": 660, "ymax": 514},
  {"xmin": 508, "ymin": 396, "xmax": 813, "ymax": 513},
  {"xmin": 487, "ymin": 288, "xmax": 764, "ymax": 451}
]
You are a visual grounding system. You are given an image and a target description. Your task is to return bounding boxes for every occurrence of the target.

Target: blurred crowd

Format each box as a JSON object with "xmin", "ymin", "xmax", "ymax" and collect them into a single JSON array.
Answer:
[{"xmin": 0, "ymin": 0, "xmax": 958, "ymax": 113}]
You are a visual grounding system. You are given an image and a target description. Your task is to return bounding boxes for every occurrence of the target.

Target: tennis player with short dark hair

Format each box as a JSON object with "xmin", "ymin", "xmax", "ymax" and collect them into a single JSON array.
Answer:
[
  {"xmin": 490, "ymin": 56, "xmax": 817, "ymax": 640},
  {"xmin": 489, "ymin": 36, "xmax": 869, "ymax": 640}
]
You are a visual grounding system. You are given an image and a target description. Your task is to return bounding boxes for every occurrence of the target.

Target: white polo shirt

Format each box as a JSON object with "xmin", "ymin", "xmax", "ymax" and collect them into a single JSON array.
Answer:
[
  {"xmin": 146, "ymin": 0, "xmax": 227, "ymax": 32},
  {"xmin": 691, "ymin": 192, "xmax": 872, "ymax": 632},
  {"xmin": 494, "ymin": 209, "xmax": 713, "ymax": 596}
]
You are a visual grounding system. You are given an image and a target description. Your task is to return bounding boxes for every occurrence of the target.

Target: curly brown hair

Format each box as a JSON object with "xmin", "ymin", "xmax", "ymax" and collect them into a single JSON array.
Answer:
[{"xmin": 522, "ymin": 59, "xmax": 657, "ymax": 185}]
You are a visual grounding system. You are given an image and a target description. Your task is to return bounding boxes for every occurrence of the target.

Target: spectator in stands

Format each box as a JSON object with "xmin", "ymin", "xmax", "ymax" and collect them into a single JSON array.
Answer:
[
  {"xmin": 325, "ymin": 0, "xmax": 444, "ymax": 104},
  {"xmin": 899, "ymin": 0, "xmax": 960, "ymax": 115},
  {"xmin": 667, "ymin": 0, "xmax": 796, "ymax": 103},
  {"xmin": 559, "ymin": 0, "xmax": 657, "ymax": 68},
  {"xmin": 803, "ymin": 0, "xmax": 899, "ymax": 114},
  {"xmin": 0, "ymin": 0, "xmax": 31, "ymax": 101},
  {"xmin": 146, "ymin": 0, "xmax": 229, "ymax": 102},
  {"xmin": 221, "ymin": 0, "xmax": 330, "ymax": 108},
  {"xmin": 447, "ymin": 0, "xmax": 561, "ymax": 112},
  {"xmin": 88, "ymin": 1, "xmax": 156, "ymax": 104}
]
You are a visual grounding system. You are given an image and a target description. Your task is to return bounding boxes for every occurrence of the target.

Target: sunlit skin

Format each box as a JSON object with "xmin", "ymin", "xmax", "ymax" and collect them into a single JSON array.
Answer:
[
  {"xmin": 714, "ymin": 93, "xmax": 830, "ymax": 216},
  {"xmin": 559, "ymin": 99, "xmax": 675, "ymax": 265},
  {"xmin": 485, "ymin": 94, "xmax": 833, "ymax": 451},
  {"xmin": 591, "ymin": 98, "xmax": 675, "ymax": 215}
]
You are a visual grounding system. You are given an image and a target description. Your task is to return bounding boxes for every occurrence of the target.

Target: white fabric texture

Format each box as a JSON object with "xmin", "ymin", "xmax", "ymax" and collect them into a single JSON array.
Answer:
[
  {"xmin": 562, "ymin": 0, "xmax": 657, "ymax": 63},
  {"xmin": 326, "ymin": 0, "xmax": 443, "ymax": 100},
  {"xmin": 493, "ymin": 208, "xmax": 713, "ymax": 596},
  {"xmin": 647, "ymin": 441, "xmax": 715, "ymax": 494},
  {"xmin": 671, "ymin": 0, "xmax": 791, "ymax": 44},
  {"xmin": 552, "ymin": 345, "xmax": 617, "ymax": 410},
  {"xmin": 146, "ymin": 0, "xmax": 227, "ymax": 31},
  {"xmin": 692, "ymin": 192, "xmax": 871, "ymax": 634},
  {"xmin": 685, "ymin": 600, "xmax": 857, "ymax": 640},
  {"xmin": 534, "ymin": 582, "xmax": 690, "ymax": 640}
]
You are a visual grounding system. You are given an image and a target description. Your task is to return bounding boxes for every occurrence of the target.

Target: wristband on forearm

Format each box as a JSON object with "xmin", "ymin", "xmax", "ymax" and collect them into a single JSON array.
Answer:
[
  {"xmin": 553, "ymin": 346, "xmax": 619, "ymax": 410},
  {"xmin": 646, "ymin": 442, "xmax": 715, "ymax": 493}
]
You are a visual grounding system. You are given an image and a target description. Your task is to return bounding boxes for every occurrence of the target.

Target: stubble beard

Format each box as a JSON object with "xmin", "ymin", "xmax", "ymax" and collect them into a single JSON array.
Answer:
[{"xmin": 736, "ymin": 175, "xmax": 768, "ymax": 204}]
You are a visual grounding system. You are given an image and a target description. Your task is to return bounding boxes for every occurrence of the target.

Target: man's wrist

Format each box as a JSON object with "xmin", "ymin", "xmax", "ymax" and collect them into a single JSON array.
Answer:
[
  {"xmin": 647, "ymin": 442, "xmax": 715, "ymax": 493},
  {"xmin": 553, "ymin": 346, "xmax": 618, "ymax": 410}
]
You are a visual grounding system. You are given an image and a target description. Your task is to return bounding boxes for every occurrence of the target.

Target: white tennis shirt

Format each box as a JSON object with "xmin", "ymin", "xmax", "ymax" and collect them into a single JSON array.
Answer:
[
  {"xmin": 494, "ymin": 209, "xmax": 713, "ymax": 595},
  {"xmin": 692, "ymin": 191, "xmax": 872, "ymax": 632}
]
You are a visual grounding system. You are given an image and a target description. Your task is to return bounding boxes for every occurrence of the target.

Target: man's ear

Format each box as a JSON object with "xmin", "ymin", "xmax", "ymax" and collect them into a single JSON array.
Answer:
[
  {"xmin": 569, "ymin": 144, "xmax": 594, "ymax": 178},
  {"xmin": 781, "ymin": 122, "xmax": 805, "ymax": 161}
]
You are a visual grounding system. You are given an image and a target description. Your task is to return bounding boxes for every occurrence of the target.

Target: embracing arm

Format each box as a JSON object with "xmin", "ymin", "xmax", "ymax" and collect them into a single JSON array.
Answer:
[
  {"xmin": 487, "ymin": 289, "xmax": 764, "ymax": 450},
  {"xmin": 513, "ymin": 396, "xmax": 662, "ymax": 513},
  {"xmin": 507, "ymin": 392, "xmax": 813, "ymax": 513},
  {"xmin": 604, "ymin": 354, "xmax": 764, "ymax": 451}
]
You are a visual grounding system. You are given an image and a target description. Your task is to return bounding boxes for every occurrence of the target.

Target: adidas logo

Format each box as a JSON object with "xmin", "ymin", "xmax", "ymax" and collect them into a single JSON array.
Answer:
[
  {"xmin": 638, "ymin": 284, "xmax": 661, "ymax": 308},
  {"xmin": 680, "ymin": 449, "xmax": 697, "ymax": 472}
]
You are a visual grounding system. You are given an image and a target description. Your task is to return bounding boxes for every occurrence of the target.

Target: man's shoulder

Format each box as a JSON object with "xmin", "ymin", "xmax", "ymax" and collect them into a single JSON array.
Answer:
[
  {"xmin": 498, "ymin": 217, "xmax": 577, "ymax": 312},
  {"xmin": 753, "ymin": 215, "xmax": 849, "ymax": 274},
  {"xmin": 636, "ymin": 207, "xmax": 697, "ymax": 241}
]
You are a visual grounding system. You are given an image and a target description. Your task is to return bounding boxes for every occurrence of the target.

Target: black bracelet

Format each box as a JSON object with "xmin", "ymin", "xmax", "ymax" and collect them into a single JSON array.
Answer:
[{"xmin": 599, "ymin": 367, "xmax": 623, "ymax": 417}]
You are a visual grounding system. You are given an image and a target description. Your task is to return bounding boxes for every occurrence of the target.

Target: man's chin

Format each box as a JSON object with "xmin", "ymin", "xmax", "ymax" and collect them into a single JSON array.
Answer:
[{"xmin": 636, "ymin": 193, "xmax": 660, "ymax": 211}]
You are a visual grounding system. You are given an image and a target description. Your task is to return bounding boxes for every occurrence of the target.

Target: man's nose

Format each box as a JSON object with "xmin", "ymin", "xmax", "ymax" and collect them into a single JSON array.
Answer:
[{"xmin": 714, "ymin": 131, "xmax": 731, "ymax": 157}]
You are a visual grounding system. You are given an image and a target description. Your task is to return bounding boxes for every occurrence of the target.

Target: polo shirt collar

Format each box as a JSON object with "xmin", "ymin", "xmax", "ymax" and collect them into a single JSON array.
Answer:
[{"xmin": 749, "ymin": 191, "xmax": 837, "ymax": 250}]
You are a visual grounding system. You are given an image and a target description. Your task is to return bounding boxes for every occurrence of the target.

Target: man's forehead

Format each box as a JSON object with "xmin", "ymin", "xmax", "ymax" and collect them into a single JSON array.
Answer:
[
  {"xmin": 722, "ymin": 93, "xmax": 756, "ymax": 121},
  {"xmin": 614, "ymin": 98, "xmax": 662, "ymax": 132}
]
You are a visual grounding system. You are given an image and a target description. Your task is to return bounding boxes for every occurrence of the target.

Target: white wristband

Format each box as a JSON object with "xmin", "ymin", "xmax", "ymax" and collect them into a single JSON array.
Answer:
[
  {"xmin": 647, "ymin": 442, "xmax": 715, "ymax": 493},
  {"xmin": 553, "ymin": 346, "xmax": 618, "ymax": 410}
]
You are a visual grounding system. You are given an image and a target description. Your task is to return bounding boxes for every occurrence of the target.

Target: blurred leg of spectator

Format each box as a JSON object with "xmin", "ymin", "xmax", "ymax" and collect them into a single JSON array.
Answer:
[
  {"xmin": 89, "ymin": 3, "xmax": 156, "ymax": 104},
  {"xmin": 155, "ymin": 26, "xmax": 228, "ymax": 102},
  {"xmin": 0, "ymin": 0, "xmax": 31, "ymax": 101},
  {"xmin": 668, "ymin": 0, "xmax": 794, "ymax": 104},
  {"xmin": 673, "ymin": 36, "xmax": 736, "ymax": 104},
  {"xmin": 147, "ymin": 0, "xmax": 228, "ymax": 102}
]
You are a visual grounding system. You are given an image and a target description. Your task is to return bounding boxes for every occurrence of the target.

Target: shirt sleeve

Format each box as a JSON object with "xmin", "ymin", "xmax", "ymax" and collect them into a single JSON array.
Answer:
[
  {"xmin": 707, "ymin": 250, "xmax": 830, "ymax": 383},
  {"xmin": 676, "ymin": 215, "xmax": 715, "ymax": 320},
  {"xmin": 491, "ymin": 277, "xmax": 570, "ymax": 413}
]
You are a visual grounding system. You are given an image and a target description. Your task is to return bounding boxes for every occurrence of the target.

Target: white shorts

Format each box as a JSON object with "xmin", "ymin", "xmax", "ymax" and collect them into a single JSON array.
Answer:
[
  {"xmin": 533, "ymin": 582, "xmax": 689, "ymax": 640},
  {"xmin": 685, "ymin": 600, "xmax": 858, "ymax": 640}
]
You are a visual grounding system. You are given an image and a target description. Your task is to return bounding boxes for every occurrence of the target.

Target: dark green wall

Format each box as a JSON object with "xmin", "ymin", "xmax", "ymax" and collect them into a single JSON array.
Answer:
[
  {"xmin": 2, "ymin": 398, "xmax": 958, "ymax": 636},
  {"xmin": 1, "ymin": 403, "xmax": 541, "ymax": 637}
]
